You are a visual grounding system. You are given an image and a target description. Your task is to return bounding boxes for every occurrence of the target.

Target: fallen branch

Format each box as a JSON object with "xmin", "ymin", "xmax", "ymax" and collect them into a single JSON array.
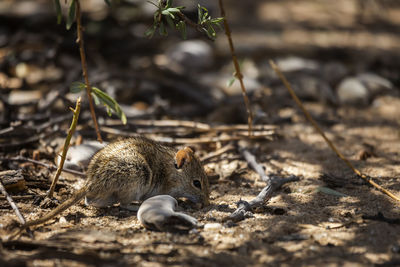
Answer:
[
  {"xmin": 239, "ymin": 144, "xmax": 270, "ymax": 183},
  {"xmin": 218, "ymin": 0, "xmax": 253, "ymax": 136},
  {"xmin": 0, "ymin": 174, "xmax": 32, "ymax": 237},
  {"xmin": 48, "ymin": 97, "xmax": 81, "ymax": 198},
  {"xmin": 0, "ymin": 156, "xmax": 85, "ymax": 177},
  {"xmin": 225, "ymin": 175, "xmax": 299, "ymax": 222},
  {"xmin": 100, "ymin": 126, "xmax": 275, "ymax": 144},
  {"xmin": 269, "ymin": 60, "xmax": 400, "ymax": 203}
]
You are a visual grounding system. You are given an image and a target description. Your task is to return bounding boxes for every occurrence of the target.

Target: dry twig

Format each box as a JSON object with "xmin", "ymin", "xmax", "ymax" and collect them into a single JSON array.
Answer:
[
  {"xmin": 269, "ymin": 60, "xmax": 400, "ymax": 203},
  {"xmin": 200, "ymin": 143, "xmax": 235, "ymax": 163},
  {"xmin": 0, "ymin": 174, "xmax": 32, "ymax": 237},
  {"xmin": 100, "ymin": 126, "xmax": 275, "ymax": 144},
  {"xmin": 225, "ymin": 175, "xmax": 299, "ymax": 222},
  {"xmin": 0, "ymin": 156, "xmax": 85, "ymax": 177},
  {"xmin": 75, "ymin": 0, "xmax": 102, "ymax": 142},
  {"xmin": 218, "ymin": 0, "xmax": 253, "ymax": 136},
  {"xmin": 48, "ymin": 97, "xmax": 81, "ymax": 198}
]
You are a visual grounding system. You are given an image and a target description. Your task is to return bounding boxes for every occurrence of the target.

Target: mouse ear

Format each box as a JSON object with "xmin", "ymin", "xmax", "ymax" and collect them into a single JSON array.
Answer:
[{"xmin": 174, "ymin": 147, "xmax": 194, "ymax": 169}]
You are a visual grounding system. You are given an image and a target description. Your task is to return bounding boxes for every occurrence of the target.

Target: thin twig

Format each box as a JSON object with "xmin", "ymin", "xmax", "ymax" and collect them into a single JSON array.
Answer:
[
  {"xmin": 239, "ymin": 146, "xmax": 270, "ymax": 184},
  {"xmin": 0, "ymin": 179, "xmax": 32, "ymax": 237},
  {"xmin": 269, "ymin": 60, "xmax": 400, "ymax": 203},
  {"xmin": 0, "ymin": 156, "xmax": 85, "ymax": 177},
  {"xmin": 218, "ymin": 0, "xmax": 253, "ymax": 136},
  {"xmin": 100, "ymin": 126, "xmax": 275, "ymax": 144},
  {"xmin": 200, "ymin": 143, "xmax": 235, "ymax": 163},
  {"xmin": 75, "ymin": 0, "xmax": 102, "ymax": 142},
  {"xmin": 176, "ymin": 12, "xmax": 213, "ymax": 41},
  {"xmin": 48, "ymin": 97, "xmax": 81, "ymax": 198}
]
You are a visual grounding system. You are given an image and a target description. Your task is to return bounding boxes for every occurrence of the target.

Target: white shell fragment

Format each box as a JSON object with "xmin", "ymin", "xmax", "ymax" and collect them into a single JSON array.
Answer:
[{"xmin": 137, "ymin": 195, "xmax": 198, "ymax": 232}]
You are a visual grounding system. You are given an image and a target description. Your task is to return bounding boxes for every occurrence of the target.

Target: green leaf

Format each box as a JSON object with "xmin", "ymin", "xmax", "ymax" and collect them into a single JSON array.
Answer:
[
  {"xmin": 165, "ymin": 16, "xmax": 175, "ymax": 29},
  {"xmin": 197, "ymin": 4, "xmax": 202, "ymax": 24},
  {"xmin": 91, "ymin": 87, "xmax": 127, "ymax": 125},
  {"xmin": 166, "ymin": 7, "xmax": 180, "ymax": 13},
  {"xmin": 159, "ymin": 22, "xmax": 168, "ymax": 36},
  {"xmin": 161, "ymin": 10, "xmax": 173, "ymax": 18},
  {"xmin": 227, "ymin": 77, "xmax": 236, "ymax": 87},
  {"xmin": 70, "ymin": 81, "xmax": 86, "ymax": 93},
  {"xmin": 144, "ymin": 24, "xmax": 157, "ymax": 38},
  {"xmin": 177, "ymin": 20, "xmax": 186, "ymax": 39},
  {"xmin": 316, "ymin": 187, "xmax": 347, "ymax": 197},
  {"xmin": 91, "ymin": 92, "xmax": 100, "ymax": 105},
  {"xmin": 66, "ymin": 0, "xmax": 76, "ymax": 30},
  {"xmin": 166, "ymin": 0, "xmax": 172, "ymax": 8},
  {"xmin": 54, "ymin": 0, "xmax": 62, "ymax": 24},
  {"xmin": 211, "ymin": 18, "xmax": 224, "ymax": 24}
]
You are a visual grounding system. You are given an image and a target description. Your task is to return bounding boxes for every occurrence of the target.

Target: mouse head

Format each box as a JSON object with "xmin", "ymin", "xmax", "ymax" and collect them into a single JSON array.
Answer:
[{"xmin": 170, "ymin": 146, "xmax": 210, "ymax": 206}]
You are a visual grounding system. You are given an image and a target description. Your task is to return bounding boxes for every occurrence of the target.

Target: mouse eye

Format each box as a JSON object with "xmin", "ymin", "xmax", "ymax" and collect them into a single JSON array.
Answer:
[{"xmin": 193, "ymin": 180, "xmax": 202, "ymax": 189}]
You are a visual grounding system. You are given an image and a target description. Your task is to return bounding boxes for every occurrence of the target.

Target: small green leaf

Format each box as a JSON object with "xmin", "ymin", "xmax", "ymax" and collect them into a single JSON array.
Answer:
[
  {"xmin": 159, "ymin": 22, "xmax": 168, "ymax": 36},
  {"xmin": 316, "ymin": 187, "xmax": 347, "ymax": 197},
  {"xmin": 227, "ymin": 77, "xmax": 236, "ymax": 87},
  {"xmin": 54, "ymin": 0, "xmax": 62, "ymax": 24},
  {"xmin": 91, "ymin": 92, "xmax": 100, "ymax": 105},
  {"xmin": 165, "ymin": 16, "xmax": 175, "ymax": 29},
  {"xmin": 197, "ymin": 4, "xmax": 203, "ymax": 24},
  {"xmin": 166, "ymin": 7, "xmax": 180, "ymax": 13},
  {"xmin": 91, "ymin": 87, "xmax": 127, "ymax": 125},
  {"xmin": 145, "ymin": 24, "xmax": 157, "ymax": 38},
  {"xmin": 166, "ymin": 0, "xmax": 172, "ymax": 8},
  {"xmin": 161, "ymin": 10, "xmax": 173, "ymax": 18},
  {"xmin": 66, "ymin": 0, "xmax": 76, "ymax": 30},
  {"xmin": 70, "ymin": 81, "xmax": 86, "ymax": 93},
  {"xmin": 211, "ymin": 18, "xmax": 224, "ymax": 24},
  {"xmin": 177, "ymin": 20, "xmax": 186, "ymax": 39}
]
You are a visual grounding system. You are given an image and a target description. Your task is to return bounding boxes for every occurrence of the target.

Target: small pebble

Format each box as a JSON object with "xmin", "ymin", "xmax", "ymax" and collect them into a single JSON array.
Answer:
[
  {"xmin": 59, "ymin": 216, "xmax": 67, "ymax": 224},
  {"xmin": 204, "ymin": 223, "xmax": 223, "ymax": 231}
]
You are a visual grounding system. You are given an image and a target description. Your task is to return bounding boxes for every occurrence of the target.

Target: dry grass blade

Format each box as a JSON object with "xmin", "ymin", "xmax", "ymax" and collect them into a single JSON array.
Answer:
[{"xmin": 47, "ymin": 97, "xmax": 81, "ymax": 198}]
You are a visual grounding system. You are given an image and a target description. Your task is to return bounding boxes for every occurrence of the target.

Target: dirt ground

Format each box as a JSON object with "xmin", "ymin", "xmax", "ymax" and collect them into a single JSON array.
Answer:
[{"xmin": 1, "ymin": 0, "xmax": 400, "ymax": 266}]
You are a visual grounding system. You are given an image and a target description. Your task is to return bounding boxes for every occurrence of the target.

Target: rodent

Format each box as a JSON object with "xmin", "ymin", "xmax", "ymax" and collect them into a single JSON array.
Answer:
[{"xmin": 17, "ymin": 136, "xmax": 210, "ymax": 232}]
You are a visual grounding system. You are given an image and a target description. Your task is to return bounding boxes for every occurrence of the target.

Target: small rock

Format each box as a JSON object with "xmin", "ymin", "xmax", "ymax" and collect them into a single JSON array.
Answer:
[
  {"xmin": 276, "ymin": 57, "xmax": 319, "ymax": 73},
  {"xmin": 296, "ymin": 75, "xmax": 337, "ymax": 104},
  {"xmin": 322, "ymin": 61, "xmax": 348, "ymax": 86},
  {"xmin": 356, "ymin": 72, "xmax": 393, "ymax": 95},
  {"xmin": 204, "ymin": 223, "xmax": 223, "ymax": 231},
  {"xmin": 59, "ymin": 216, "xmax": 67, "ymax": 224},
  {"xmin": 166, "ymin": 40, "xmax": 214, "ymax": 73},
  {"xmin": 337, "ymin": 77, "xmax": 369, "ymax": 105}
]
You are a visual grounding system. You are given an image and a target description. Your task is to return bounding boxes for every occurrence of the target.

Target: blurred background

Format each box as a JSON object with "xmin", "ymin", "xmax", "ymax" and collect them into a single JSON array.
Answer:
[{"xmin": 0, "ymin": 0, "xmax": 399, "ymax": 130}]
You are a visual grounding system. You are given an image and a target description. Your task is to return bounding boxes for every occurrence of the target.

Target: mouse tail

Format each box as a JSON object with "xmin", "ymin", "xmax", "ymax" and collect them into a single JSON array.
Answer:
[{"xmin": 23, "ymin": 187, "xmax": 87, "ymax": 230}]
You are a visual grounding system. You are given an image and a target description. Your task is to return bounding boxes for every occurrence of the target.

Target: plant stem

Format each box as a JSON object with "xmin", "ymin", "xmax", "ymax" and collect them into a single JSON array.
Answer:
[
  {"xmin": 47, "ymin": 97, "xmax": 81, "ymax": 198},
  {"xmin": 269, "ymin": 60, "xmax": 400, "ymax": 203},
  {"xmin": 218, "ymin": 0, "xmax": 253, "ymax": 136},
  {"xmin": 176, "ymin": 12, "xmax": 213, "ymax": 41},
  {"xmin": 75, "ymin": 0, "xmax": 102, "ymax": 142}
]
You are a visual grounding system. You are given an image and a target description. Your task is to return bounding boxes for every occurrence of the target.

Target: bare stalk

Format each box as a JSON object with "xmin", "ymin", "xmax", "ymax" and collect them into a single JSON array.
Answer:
[
  {"xmin": 47, "ymin": 97, "xmax": 81, "ymax": 198},
  {"xmin": 218, "ymin": 0, "xmax": 253, "ymax": 136},
  {"xmin": 0, "ymin": 178, "xmax": 33, "ymax": 237},
  {"xmin": 75, "ymin": 0, "xmax": 102, "ymax": 142},
  {"xmin": 269, "ymin": 60, "xmax": 400, "ymax": 203}
]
